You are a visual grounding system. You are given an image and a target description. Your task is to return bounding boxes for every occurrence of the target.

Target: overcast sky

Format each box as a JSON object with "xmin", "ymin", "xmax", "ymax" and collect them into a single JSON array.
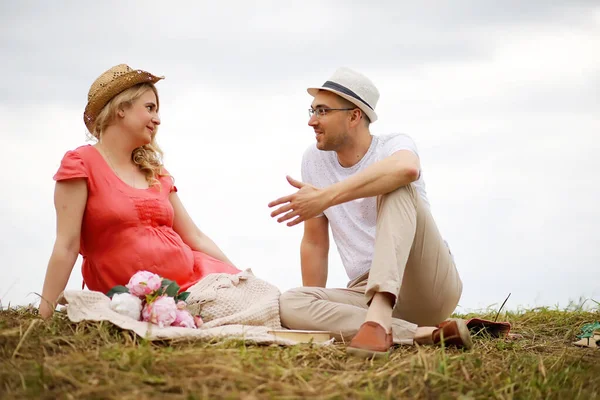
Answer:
[{"xmin": 1, "ymin": 1, "xmax": 598, "ymax": 313}]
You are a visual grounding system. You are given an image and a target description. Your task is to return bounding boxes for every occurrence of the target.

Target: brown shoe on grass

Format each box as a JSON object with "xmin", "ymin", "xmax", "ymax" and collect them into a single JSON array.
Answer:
[
  {"xmin": 347, "ymin": 321, "xmax": 393, "ymax": 359},
  {"xmin": 432, "ymin": 319, "xmax": 473, "ymax": 349}
]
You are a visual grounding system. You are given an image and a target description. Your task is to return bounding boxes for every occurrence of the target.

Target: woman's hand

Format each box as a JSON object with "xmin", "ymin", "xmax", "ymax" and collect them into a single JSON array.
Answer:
[{"xmin": 39, "ymin": 299, "xmax": 56, "ymax": 320}]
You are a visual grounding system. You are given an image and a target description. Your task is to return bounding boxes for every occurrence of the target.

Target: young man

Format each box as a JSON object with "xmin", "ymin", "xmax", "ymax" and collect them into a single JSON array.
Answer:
[{"xmin": 268, "ymin": 67, "xmax": 471, "ymax": 357}]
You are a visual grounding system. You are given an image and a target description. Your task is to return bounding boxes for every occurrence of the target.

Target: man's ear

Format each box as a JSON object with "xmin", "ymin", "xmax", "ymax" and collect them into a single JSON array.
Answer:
[{"xmin": 350, "ymin": 109, "xmax": 363, "ymax": 127}]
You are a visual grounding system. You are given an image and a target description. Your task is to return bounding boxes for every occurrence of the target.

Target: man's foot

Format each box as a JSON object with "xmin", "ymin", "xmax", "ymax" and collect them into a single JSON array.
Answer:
[
  {"xmin": 347, "ymin": 321, "xmax": 393, "ymax": 359},
  {"xmin": 429, "ymin": 319, "xmax": 473, "ymax": 349}
]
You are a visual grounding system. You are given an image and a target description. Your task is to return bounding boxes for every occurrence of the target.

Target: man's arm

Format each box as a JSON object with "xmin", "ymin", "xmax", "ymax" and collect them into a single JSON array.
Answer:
[
  {"xmin": 300, "ymin": 215, "xmax": 329, "ymax": 287},
  {"xmin": 325, "ymin": 150, "xmax": 419, "ymax": 207},
  {"xmin": 269, "ymin": 150, "xmax": 420, "ymax": 226}
]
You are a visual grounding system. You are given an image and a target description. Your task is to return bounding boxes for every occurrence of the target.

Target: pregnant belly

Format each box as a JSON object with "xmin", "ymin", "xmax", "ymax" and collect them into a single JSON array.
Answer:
[{"xmin": 83, "ymin": 229, "xmax": 195, "ymax": 293}]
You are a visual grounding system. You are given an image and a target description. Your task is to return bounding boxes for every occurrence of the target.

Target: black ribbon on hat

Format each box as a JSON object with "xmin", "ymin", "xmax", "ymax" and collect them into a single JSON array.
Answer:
[{"xmin": 322, "ymin": 80, "xmax": 373, "ymax": 110}]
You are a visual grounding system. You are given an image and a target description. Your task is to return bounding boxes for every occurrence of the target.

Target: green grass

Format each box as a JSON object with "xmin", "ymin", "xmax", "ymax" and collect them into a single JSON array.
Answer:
[{"xmin": 1, "ymin": 305, "xmax": 599, "ymax": 399}]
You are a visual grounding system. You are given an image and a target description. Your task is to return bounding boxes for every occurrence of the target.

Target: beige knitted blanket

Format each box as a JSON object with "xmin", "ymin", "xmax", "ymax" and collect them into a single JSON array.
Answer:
[{"xmin": 60, "ymin": 269, "xmax": 317, "ymax": 346}]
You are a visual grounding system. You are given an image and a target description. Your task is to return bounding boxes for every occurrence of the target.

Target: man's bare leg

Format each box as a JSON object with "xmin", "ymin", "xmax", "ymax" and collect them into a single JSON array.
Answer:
[
  {"xmin": 364, "ymin": 291, "xmax": 394, "ymax": 332},
  {"xmin": 365, "ymin": 291, "xmax": 437, "ymax": 342}
]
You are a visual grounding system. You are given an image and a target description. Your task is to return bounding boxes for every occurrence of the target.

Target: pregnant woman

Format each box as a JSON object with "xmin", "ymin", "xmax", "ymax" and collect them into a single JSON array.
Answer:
[{"xmin": 39, "ymin": 64, "xmax": 240, "ymax": 319}]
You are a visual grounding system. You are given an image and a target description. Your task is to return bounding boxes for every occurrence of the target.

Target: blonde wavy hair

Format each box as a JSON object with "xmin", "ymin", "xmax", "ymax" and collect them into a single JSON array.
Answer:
[{"xmin": 89, "ymin": 83, "xmax": 166, "ymax": 187}]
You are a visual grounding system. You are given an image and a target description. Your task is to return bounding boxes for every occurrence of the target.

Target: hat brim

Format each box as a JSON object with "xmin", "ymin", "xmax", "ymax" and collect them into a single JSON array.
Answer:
[
  {"xmin": 84, "ymin": 70, "xmax": 164, "ymax": 132},
  {"xmin": 307, "ymin": 87, "xmax": 378, "ymax": 123}
]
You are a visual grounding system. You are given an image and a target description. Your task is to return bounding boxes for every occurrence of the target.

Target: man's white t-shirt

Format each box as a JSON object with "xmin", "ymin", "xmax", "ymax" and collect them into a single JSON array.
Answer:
[{"xmin": 301, "ymin": 133, "xmax": 431, "ymax": 281}]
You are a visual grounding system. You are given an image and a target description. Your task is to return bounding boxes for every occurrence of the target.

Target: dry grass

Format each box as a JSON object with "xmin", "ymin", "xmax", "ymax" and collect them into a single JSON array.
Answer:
[{"xmin": 1, "ymin": 305, "xmax": 599, "ymax": 399}]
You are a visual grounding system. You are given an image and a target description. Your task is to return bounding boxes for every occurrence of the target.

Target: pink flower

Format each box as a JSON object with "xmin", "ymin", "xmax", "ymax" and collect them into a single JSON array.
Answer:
[
  {"xmin": 172, "ymin": 309, "xmax": 197, "ymax": 328},
  {"xmin": 109, "ymin": 293, "xmax": 142, "ymax": 321},
  {"xmin": 141, "ymin": 296, "xmax": 177, "ymax": 328},
  {"xmin": 176, "ymin": 301, "xmax": 187, "ymax": 311},
  {"xmin": 126, "ymin": 271, "xmax": 162, "ymax": 297}
]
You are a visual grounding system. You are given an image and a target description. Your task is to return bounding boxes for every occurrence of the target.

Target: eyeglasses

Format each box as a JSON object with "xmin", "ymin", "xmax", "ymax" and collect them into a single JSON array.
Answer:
[{"xmin": 308, "ymin": 107, "xmax": 356, "ymax": 118}]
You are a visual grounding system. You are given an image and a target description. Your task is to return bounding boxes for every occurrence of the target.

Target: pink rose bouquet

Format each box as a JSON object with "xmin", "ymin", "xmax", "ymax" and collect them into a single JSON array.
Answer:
[
  {"xmin": 106, "ymin": 270, "xmax": 201, "ymax": 329},
  {"xmin": 141, "ymin": 296, "xmax": 177, "ymax": 328},
  {"xmin": 173, "ymin": 308, "xmax": 196, "ymax": 328},
  {"xmin": 126, "ymin": 271, "xmax": 162, "ymax": 297}
]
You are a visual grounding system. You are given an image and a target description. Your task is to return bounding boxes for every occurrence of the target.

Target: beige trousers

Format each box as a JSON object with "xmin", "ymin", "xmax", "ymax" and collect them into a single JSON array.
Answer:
[{"xmin": 279, "ymin": 184, "xmax": 463, "ymax": 344}]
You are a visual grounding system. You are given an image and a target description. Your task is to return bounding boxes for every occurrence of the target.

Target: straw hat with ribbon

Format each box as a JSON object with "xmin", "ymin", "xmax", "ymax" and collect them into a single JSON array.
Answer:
[
  {"xmin": 83, "ymin": 64, "xmax": 164, "ymax": 133},
  {"xmin": 307, "ymin": 67, "xmax": 380, "ymax": 123}
]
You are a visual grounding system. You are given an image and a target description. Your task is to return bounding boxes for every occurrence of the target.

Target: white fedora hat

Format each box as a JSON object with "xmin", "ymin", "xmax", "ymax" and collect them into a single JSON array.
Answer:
[{"xmin": 308, "ymin": 67, "xmax": 379, "ymax": 123}]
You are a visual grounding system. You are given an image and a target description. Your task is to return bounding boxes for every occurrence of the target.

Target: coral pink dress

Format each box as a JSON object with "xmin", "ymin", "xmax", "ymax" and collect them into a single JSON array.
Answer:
[{"xmin": 54, "ymin": 145, "xmax": 240, "ymax": 294}]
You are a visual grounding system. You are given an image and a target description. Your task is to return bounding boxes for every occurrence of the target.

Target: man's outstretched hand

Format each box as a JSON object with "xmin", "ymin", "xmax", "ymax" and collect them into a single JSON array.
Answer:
[{"xmin": 268, "ymin": 176, "xmax": 332, "ymax": 226}]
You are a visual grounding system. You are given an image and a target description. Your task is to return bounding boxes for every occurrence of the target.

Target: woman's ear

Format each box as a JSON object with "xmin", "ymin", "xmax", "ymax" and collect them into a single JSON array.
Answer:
[{"xmin": 117, "ymin": 109, "xmax": 125, "ymax": 118}]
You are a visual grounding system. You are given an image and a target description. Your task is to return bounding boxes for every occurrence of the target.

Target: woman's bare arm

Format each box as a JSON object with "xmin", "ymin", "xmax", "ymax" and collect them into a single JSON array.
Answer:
[
  {"xmin": 169, "ymin": 192, "xmax": 235, "ymax": 266},
  {"xmin": 39, "ymin": 179, "xmax": 87, "ymax": 319}
]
